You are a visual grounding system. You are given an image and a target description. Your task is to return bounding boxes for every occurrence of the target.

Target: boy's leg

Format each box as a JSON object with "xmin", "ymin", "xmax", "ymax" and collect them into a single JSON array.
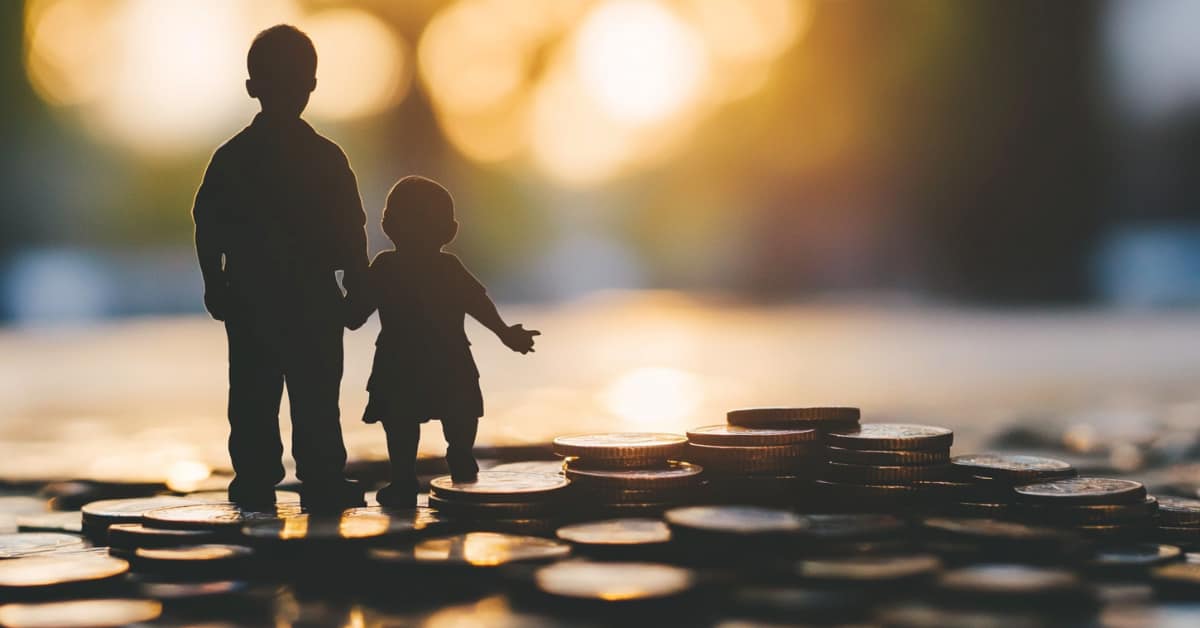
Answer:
[
  {"xmin": 225, "ymin": 321, "xmax": 286, "ymax": 505},
  {"xmin": 284, "ymin": 324, "xmax": 360, "ymax": 508},
  {"xmin": 380, "ymin": 420, "xmax": 420, "ymax": 505},
  {"xmin": 441, "ymin": 417, "xmax": 479, "ymax": 482}
]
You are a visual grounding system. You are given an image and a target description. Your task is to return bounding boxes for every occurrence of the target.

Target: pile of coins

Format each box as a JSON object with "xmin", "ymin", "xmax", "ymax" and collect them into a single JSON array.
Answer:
[
  {"xmin": 684, "ymin": 407, "xmax": 860, "ymax": 504},
  {"xmin": 925, "ymin": 453, "xmax": 1079, "ymax": 519},
  {"xmin": 554, "ymin": 433, "xmax": 698, "ymax": 516},
  {"xmin": 426, "ymin": 471, "xmax": 570, "ymax": 533},
  {"xmin": 817, "ymin": 423, "xmax": 954, "ymax": 511}
]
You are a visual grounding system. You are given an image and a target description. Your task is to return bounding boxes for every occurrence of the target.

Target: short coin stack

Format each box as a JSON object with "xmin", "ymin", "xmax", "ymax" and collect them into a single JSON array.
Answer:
[
  {"xmin": 934, "ymin": 453, "xmax": 1078, "ymax": 519},
  {"xmin": 1013, "ymin": 477, "xmax": 1154, "ymax": 541},
  {"xmin": 554, "ymin": 433, "xmax": 695, "ymax": 516},
  {"xmin": 817, "ymin": 423, "xmax": 953, "ymax": 511},
  {"xmin": 427, "ymin": 471, "xmax": 571, "ymax": 532},
  {"xmin": 691, "ymin": 407, "xmax": 859, "ymax": 505},
  {"xmin": 1149, "ymin": 496, "xmax": 1200, "ymax": 549}
]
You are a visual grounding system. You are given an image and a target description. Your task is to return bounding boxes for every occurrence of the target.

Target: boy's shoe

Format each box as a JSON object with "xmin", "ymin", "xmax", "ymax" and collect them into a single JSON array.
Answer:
[
  {"xmin": 228, "ymin": 485, "xmax": 277, "ymax": 511},
  {"xmin": 375, "ymin": 483, "xmax": 417, "ymax": 508},
  {"xmin": 300, "ymin": 479, "xmax": 365, "ymax": 513}
]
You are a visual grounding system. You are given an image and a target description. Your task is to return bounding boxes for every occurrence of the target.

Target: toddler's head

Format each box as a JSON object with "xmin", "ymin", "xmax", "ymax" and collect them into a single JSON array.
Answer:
[{"xmin": 382, "ymin": 175, "xmax": 458, "ymax": 252}]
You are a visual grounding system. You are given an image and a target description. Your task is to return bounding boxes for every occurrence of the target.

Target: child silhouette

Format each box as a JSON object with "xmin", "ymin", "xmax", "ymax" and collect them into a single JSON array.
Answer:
[{"xmin": 346, "ymin": 176, "xmax": 539, "ymax": 507}]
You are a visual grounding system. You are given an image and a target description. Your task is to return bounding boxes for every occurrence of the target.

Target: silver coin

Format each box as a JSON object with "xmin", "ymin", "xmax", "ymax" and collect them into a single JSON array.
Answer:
[
  {"xmin": 370, "ymin": 532, "xmax": 571, "ymax": 566},
  {"xmin": 0, "ymin": 599, "xmax": 162, "ymax": 628},
  {"xmin": 0, "ymin": 533, "xmax": 87, "ymax": 559},
  {"xmin": 665, "ymin": 505, "xmax": 806, "ymax": 534},
  {"xmin": 556, "ymin": 518, "xmax": 672, "ymax": 545},
  {"xmin": 535, "ymin": 561, "xmax": 694, "ymax": 601},
  {"xmin": 1089, "ymin": 544, "xmax": 1182, "ymax": 568}
]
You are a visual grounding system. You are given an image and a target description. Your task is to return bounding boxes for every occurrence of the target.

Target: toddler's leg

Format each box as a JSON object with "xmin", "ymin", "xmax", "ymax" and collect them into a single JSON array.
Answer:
[
  {"xmin": 378, "ymin": 420, "xmax": 420, "ymax": 507},
  {"xmin": 442, "ymin": 417, "xmax": 479, "ymax": 482}
]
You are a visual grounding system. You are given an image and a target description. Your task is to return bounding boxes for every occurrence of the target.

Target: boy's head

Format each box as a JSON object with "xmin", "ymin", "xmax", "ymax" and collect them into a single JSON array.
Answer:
[
  {"xmin": 246, "ymin": 25, "xmax": 317, "ymax": 118},
  {"xmin": 383, "ymin": 176, "xmax": 458, "ymax": 251}
]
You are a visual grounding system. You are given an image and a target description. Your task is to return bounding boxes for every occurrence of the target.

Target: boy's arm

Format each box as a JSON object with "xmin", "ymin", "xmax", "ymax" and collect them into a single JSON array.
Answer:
[
  {"xmin": 332, "ymin": 149, "xmax": 369, "ymax": 296},
  {"xmin": 343, "ymin": 262, "xmax": 377, "ymax": 330},
  {"xmin": 192, "ymin": 153, "xmax": 230, "ymax": 321}
]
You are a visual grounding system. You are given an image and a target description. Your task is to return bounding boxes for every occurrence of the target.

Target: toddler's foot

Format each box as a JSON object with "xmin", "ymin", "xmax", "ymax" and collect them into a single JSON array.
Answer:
[{"xmin": 375, "ymin": 483, "xmax": 417, "ymax": 508}]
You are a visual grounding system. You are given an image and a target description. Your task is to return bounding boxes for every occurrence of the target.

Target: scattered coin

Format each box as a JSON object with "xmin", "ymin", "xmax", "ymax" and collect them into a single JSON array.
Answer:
[
  {"xmin": 1014, "ymin": 477, "xmax": 1147, "ymax": 505},
  {"xmin": 937, "ymin": 564, "xmax": 1083, "ymax": 597},
  {"xmin": 535, "ymin": 561, "xmax": 694, "ymax": 601},
  {"xmin": 135, "ymin": 579, "xmax": 250, "ymax": 602},
  {"xmin": 552, "ymin": 433, "xmax": 688, "ymax": 461},
  {"xmin": 726, "ymin": 407, "xmax": 860, "ymax": 427},
  {"xmin": 489, "ymin": 460, "xmax": 565, "ymax": 475},
  {"xmin": 950, "ymin": 453, "xmax": 1076, "ymax": 484},
  {"xmin": 793, "ymin": 514, "xmax": 907, "ymax": 541},
  {"xmin": 142, "ymin": 502, "xmax": 303, "ymax": 530},
  {"xmin": 106, "ymin": 523, "xmax": 222, "ymax": 550},
  {"xmin": 921, "ymin": 518, "xmax": 1075, "ymax": 544},
  {"xmin": 132, "ymin": 544, "xmax": 254, "ymax": 573},
  {"xmin": 0, "ymin": 553, "xmax": 129, "ymax": 594},
  {"xmin": 686, "ymin": 425, "xmax": 818, "ymax": 447},
  {"xmin": 0, "ymin": 533, "xmax": 87, "ymax": 559},
  {"xmin": 1150, "ymin": 561, "xmax": 1200, "ymax": 592},
  {"xmin": 0, "ymin": 599, "xmax": 162, "ymax": 628},
  {"xmin": 827, "ymin": 447, "xmax": 950, "ymax": 466},
  {"xmin": 1021, "ymin": 496, "xmax": 1158, "ymax": 523},
  {"xmin": 665, "ymin": 505, "xmax": 806, "ymax": 535},
  {"xmin": 429, "ymin": 471, "xmax": 570, "ymax": 502},
  {"xmin": 1087, "ymin": 544, "xmax": 1182, "ymax": 570},
  {"xmin": 556, "ymin": 518, "xmax": 672, "ymax": 546},
  {"xmin": 1157, "ymin": 496, "xmax": 1200, "ymax": 526},
  {"xmin": 825, "ymin": 424, "xmax": 954, "ymax": 451},
  {"xmin": 795, "ymin": 554, "xmax": 941, "ymax": 583},
  {"xmin": 369, "ymin": 532, "xmax": 571, "ymax": 567},
  {"xmin": 15, "ymin": 511, "xmax": 83, "ymax": 535},
  {"xmin": 564, "ymin": 461, "xmax": 703, "ymax": 489},
  {"xmin": 81, "ymin": 496, "xmax": 202, "ymax": 528},
  {"xmin": 826, "ymin": 461, "xmax": 951, "ymax": 484}
]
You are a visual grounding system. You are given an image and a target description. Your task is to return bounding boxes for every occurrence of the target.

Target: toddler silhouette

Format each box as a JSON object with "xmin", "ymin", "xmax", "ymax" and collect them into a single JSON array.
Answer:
[{"xmin": 346, "ymin": 175, "xmax": 538, "ymax": 507}]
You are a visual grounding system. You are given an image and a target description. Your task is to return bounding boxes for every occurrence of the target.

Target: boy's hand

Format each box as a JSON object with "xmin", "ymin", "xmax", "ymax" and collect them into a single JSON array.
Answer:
[
  {"xmin": 502, "ymin": 324, "xmax": 540, "ymax": 354},
  {"xmin": 203, "ymin": 282, "xmax": 230, "ymax": 321}
]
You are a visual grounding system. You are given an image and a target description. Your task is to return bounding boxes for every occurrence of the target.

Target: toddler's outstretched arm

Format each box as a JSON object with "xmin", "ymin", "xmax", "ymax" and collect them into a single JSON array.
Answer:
[{"xmin": 466, "ymin": 292, "xmax": 539, "ymax": 354}]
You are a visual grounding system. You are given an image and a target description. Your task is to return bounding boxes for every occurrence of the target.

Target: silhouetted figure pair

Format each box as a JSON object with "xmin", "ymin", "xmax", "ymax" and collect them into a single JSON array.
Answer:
[{"xmin": 193, "ymin": 25, "xmax": 537, "ymax": 511}]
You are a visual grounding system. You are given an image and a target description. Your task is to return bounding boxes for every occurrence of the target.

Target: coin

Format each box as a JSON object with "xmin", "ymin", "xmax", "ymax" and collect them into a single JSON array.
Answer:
[
  {"xmin": 1157, "ymin": 496, "xmax": 1200, "ymax": 526},
  {"xmin": 937, "ymin": 564, "xmax": 1081, "ymax": 596},
  {"xmin": 826, "ymin": 462, "xmax": 951, "ymax": 484},
  {"xmin": 430, "ymin": 471, "xmax": 570, "ymax": 502},
  {"xmin": 726, "ymin": 407, "xmax": 861, "ymax": 427},
  {"xmin": 1014, "ymin": 477, "xmax": 1147, "ymax": 505},
  {"xmin": 15, "ymin": 511, "xmax": 83, "ymax": 535},
  {"xmin": 369, "ymin": 532, "xmax": 571, "ymax": 567},
  {"xmin": 81, "ymin": 496, "xmax": 202, "ymax": 528},
  {"xmin": 921, "ymin": 518, "xmax": 1075, "ymax": 543},
  {"xmin": 0, "ymin": 533, "xmax": 87, "ymax": 559},
  {"xmin": 0, "ymin": 553, "xmax": 129, "ymax": 593},
  {"xmin": 951, "ymin": 454, "xmax": 1076, "ymax": 484},
  {"xmin": 106, "ymin": 523, "xmax": 222, "ymax": 550},
  {"xmin": 1087, "ymin": 544, "xmax": 1181, "ymax": 570},
  {"xmin": 1021, "ymin": 496, "xmax": 1158, "ymax": 523},
  {"xmin": 184, "ymin": 490, "xmax": 301, "ymax": 504},
  {"xmin": 552, "ymin": 433, "xmax": 688, "ymax": 461},
  {"xmin": 135, "ymin": 579, "xmax": 249, "ymax": 602},
  {"xmin": 556, "ymin": 518, "xmax": 672, "ymax": 546},
  {"xmin": 489, "ymin": 460, "xmax": 565, "ymax": 475},
  {"xmin": 825, "ymin": 424, "xmax": 953, "ymax": 451},
  {"xmin": 341, "ymin": 506, "xmax": 447, "ymax": 532},
  {"xmin": 664, "ymin": 505, "xmax": 806, "ymax": 535},
  {"xmin": 827, "ymin": 447, "xmax": 950, "ymax": 466},
  {"xmin": 142, "ymin": 502, "xmax": 304, "ymax": 529},
  {"xmin": 0, "ymin": 599, "xmax": 162, "ymax": 628},
  {"xmin": 686, "ymin": 425, "xmax": 819, "ymax": 447},
  {"xmin": 242, "ymin": 509, "xmax": 431, "ymax": 544},
  {"xmin": 1151, "ymin": 561, "xmax": 1200, "ymax": 592},
  {"xmin": 686, "ymin": 443, "xmax": 823, "ymax": 474},
  {"xmin": 564, "ymin": 461, "xmax": 703, "ymax": 489},
  {"xmin": 427, "ymin": 494, "xmax": 556, "ymax": 518},
  {"xmin": 535, "ymin": 561, "xmax": 694, "ymax": 602},
  {"xmin": 133, "ymin": 544, "xmax": 253, "ymax": 573},
  {"xmin": 795, "ymin": 555, "xmax": 941, "ymax": 582},
  {"xmin": 794, "ymin": 514, "xmax": 907, "ymax": 541}
]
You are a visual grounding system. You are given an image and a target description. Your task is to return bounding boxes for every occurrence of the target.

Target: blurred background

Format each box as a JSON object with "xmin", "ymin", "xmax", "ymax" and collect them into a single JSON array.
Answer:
[{"xmin": 4, "ymin": 0, "xmax": 1200, "ymax": 484}]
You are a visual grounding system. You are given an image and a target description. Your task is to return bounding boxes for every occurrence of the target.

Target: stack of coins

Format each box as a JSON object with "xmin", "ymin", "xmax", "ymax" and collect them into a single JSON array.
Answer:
[
  {"xmin": 934, "ymin": 453, "xmax": 1077, "ymax": 519},
  {"xmin": 685, "ymin": 424, "xmax": 822, "ymax": 505},
  {"xmin": 1151, "ymin": 496, "xmax": 1200, "ymax": 549},
  {"xmin": 554, "ymin": 433, "xmax": 692, "ymax": 516},
  {"xmin": 816, "ymin": 423, "xmax": 954, "ymax": 512},
  {"xmin": 1013, "ymin": 477, "xmax": 1153, "ymax": 541},
  {"xmin": 427, "ymin": 470, "xmax": 571, "ymax": 533}
]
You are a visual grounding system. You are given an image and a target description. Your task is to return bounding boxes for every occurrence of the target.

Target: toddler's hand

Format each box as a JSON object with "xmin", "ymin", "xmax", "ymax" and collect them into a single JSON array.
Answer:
[{"xmin": 502, "ymin": 324, "xmax": 540, "ymax": 354}]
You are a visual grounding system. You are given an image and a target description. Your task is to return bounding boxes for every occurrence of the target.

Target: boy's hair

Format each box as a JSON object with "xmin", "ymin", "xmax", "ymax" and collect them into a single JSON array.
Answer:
[
  {"xmin": 248, "ymin": 25, "xmax": 317, "ymax": 82},
  {"xmin": 383, "ymin": 176, "xmax": 457, "ymax": 247}
]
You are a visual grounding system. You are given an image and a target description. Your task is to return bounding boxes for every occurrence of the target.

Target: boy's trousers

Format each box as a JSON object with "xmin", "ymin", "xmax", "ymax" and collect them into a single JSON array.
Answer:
[{"xmin": 225, "ymin": 317, "xmax": 349, "ymax": 493}]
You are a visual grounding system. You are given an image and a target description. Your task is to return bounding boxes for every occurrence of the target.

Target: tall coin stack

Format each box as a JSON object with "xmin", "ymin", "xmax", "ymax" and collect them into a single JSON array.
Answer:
[
  {"xmin": 816, "ymin": 423, "xmax": 953, "ymax": 512},
  {"xmin": 689, "ymin": 407, "xmax": 860, "ymax": 505},
  {"xmin": 1013, "ymin": 476, "xmax": 1154, "ymax": 541},
  {"xmin": 554, "ymin": 433, "xmax": 696, "ymax": 517}
]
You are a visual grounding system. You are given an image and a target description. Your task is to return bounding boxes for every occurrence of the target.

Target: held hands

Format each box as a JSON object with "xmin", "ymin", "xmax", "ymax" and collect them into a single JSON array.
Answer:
[
  {"xmin": 501, "ymin": 324, "xmax": 540, "ymax": 354},
  {"xmin": 203, "ymin": 281, "xmax": 230, "ymax": 322}
]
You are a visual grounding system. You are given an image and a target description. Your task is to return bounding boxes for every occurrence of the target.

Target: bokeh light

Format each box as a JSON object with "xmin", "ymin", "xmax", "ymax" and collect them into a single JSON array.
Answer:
[{"xmin": 301, "ymin": 8, "xmax": 411, "ymax": 120}]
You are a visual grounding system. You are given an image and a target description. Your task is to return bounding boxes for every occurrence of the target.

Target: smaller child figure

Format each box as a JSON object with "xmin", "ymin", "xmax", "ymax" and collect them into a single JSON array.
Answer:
[{"xmin": 346, "ymin": 175, "xmax": 539, "ymax": 507}]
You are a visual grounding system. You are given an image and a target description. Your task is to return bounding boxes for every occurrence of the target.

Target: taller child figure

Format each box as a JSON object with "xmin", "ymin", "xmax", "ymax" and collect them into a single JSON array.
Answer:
[{"xmin": 192, "ymin": 25, "xmax": 367, "ymax": 510}]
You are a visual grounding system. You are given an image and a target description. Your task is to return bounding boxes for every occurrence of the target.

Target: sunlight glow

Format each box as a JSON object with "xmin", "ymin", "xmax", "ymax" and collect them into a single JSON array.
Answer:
[
  {"xmin": 164, "ymin": 459, "xmax": 212, "ymax": 493},
  {"xmin": 602, "ymin": 366, "xmax": 703, "ymax": 426},
  {"xmin": 302, "ymin": 8, "xmax": 411, "ymax": 120}
]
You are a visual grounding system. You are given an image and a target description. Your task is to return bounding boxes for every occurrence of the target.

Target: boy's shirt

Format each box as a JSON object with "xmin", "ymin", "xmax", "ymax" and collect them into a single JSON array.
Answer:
[{"xmin": 193, "ymin": 114, "xmax": 368, "ymax": 326}]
